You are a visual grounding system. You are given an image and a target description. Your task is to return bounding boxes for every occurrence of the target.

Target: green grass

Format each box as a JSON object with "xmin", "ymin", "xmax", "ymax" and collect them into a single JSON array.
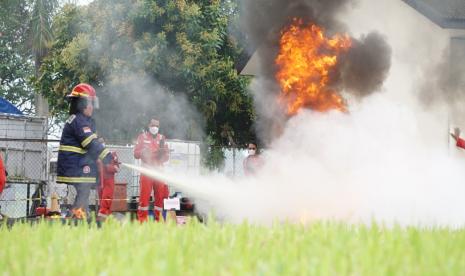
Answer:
[{"xmin": 1, "ymin": 218, "xmax": 465, "ymax": 275}]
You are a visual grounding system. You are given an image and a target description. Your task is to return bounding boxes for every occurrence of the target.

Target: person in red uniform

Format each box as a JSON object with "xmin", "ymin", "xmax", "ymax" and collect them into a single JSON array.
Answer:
[
  {"xmin": 0, "ymin": 152, "xmax": 6, "ymax": 219},
  {"xmin": 243, "ymin": 142, "xmax": 264, "ymax": 176},
  {"xmin": 96, "ymin": 137, "xmax": 120, "ymax": 221},
  {"xmin": 134, "ymin": 118, "xmax": 170, "ymax": 222},
  {"xmin": 451, "ymin": 127, "xmax": 465, "ymax": 148},
  {"xmin": 0, "ymin": 152, "xmax": 5, "ymax": 195}
]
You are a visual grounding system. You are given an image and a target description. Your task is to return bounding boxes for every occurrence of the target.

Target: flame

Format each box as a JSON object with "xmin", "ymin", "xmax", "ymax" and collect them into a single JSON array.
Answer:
[
  {"xmin": 72, "ymin": 208, "xmax": 86, "ymax": 219},
  {"xmin": 276, "ymin": 18, "xmax": 352, "ymax": 115}
]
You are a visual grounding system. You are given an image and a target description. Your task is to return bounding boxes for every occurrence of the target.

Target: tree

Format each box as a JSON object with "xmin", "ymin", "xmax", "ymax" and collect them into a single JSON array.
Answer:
[
  {"xmin": 36, "ymin": 0, "xmax": 255, "ymax": 150},
  {"xmin": 30, "ymin": 0, "xmax": 59, "ymax": 116},
  {"xmin": 0, "ymin": 0, "xmax": 61, "ymax": 117},
  {"xmin": 0, "ymin": 0, "xmax": 34, "ymax": 114}
]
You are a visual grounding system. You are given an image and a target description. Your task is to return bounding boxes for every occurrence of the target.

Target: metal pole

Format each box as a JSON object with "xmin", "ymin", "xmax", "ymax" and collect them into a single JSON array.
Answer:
[
  {"xmin": 26, "ymin": 183, "xmax": 30, "ymax": 216},
  {"xmin": 22, "ymin": 120, "xmax": 26, "ymax": 177},
  {"xmin": 233, "ymin": 147, "xmax": 236, "ymax": 177},
  {"xmin": 187, "ymin": 142, "xmax": 191, "ymax": 172},
  {"xmin": 448, "ymin": 114, "xmax": 450, "ymax": 156},
  {"xmin": 42, "ymin": 117, "xmax": 48, "ymax": 181}
]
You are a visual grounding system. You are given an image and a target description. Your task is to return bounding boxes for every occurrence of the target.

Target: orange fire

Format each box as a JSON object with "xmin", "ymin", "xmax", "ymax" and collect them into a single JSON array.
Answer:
[
  {"xmin": 275, "ymin": 18, "xmax": 352, "ymax": 115},
  {"xmin": 72, "ymin": 208, "xmax": 86, "ymax": 219}
]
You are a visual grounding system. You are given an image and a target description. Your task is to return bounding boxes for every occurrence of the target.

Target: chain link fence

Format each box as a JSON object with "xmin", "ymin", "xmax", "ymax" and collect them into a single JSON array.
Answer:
[
  {"xmin": 0, "ymin": 114, "xmax": 48, "ymax": 218},
  {"xmin": 0, "ymin": 116, "xmax": 246, "ymax": 219},
  {"xmin": 0, "ymin": 135, "xmax": 206, "ymax": 218},
  {"xmin": 219, "ymin": 147, "xmax": 248, "ymax": 178},
  {"xmin": 45, "ymin": 140, "xmax": 204, "ymax": 216}
]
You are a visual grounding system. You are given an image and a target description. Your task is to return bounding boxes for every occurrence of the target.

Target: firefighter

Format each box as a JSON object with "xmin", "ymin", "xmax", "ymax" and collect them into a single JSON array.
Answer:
[
  {"xmin": 243, "ymin": 142, "xmax": 264, "ymax": 176},
  {"xmin": 96, "ymin": 137, "xmax": 120, "ymax": 221},
  {"xmin": 57, "ymin": 83, "xmax": 114, "ymax": 218},
  {"xmin": 134, "ymin": 118, "xmax": 170, "ymax": 222}
]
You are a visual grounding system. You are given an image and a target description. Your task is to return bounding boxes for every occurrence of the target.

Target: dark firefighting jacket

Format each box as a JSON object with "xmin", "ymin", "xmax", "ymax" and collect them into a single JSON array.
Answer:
[{"xmin": 57, "ymin": 112, "xmax": 111, "ymax": 184}]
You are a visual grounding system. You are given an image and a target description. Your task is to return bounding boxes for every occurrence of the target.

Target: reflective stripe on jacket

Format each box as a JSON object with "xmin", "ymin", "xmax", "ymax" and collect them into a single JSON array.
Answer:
[{"xmin": 57, "ymin": 112, "xmax": 111, "ymax": 184}]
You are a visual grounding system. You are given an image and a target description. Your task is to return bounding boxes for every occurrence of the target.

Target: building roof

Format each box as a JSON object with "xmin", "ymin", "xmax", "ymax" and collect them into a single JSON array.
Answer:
[{"xmin": 403, "ymin": 0, "xmax": 465, "ymax": 29}]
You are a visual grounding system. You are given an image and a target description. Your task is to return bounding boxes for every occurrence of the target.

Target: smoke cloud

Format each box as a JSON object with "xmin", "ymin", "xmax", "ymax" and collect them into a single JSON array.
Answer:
[
  {"xmin": 94, "ymin": 74, "xmax": 204, "ymax": 143},
  {"xmin": 160, "ymin": 99, "xmax": 465, "ymax": 226},
  {"xmin": 73, "ymin": 0, "xmax": 465, "ymax": 227},
  {"xmin": 340, "ymin": 32, "xmax": 392, "ymax": 97},
  {"xmin": 418, "ymin": 39, "xmax": 465, "ymax": 120},
  {"xmin": 145, "ymin": 0, "xmax": 465, "ymax": 227},
  {"xmin": 239, "ymin": 0, "xmax": 392, "ymax": 142}
]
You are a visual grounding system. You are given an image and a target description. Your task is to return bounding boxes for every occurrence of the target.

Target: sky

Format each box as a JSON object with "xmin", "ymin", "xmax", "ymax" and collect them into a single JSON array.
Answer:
[{"xmin": 75, "ymin": 0, "xmax": 92, "ymax": 5}]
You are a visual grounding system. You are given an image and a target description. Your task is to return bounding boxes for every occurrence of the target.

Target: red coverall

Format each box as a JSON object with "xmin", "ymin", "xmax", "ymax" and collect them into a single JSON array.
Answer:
[
  {"xmin": 97, "ymin": 152, "xmax": 119, "ymax": 218},
  {"xmin": 457, "ymin": 138, "xmax": 465, "ymax": 149},
  {"xmin": 243, "ymin": 155, "xmax": 263, "ymax": 176},
  {"xmin": 134, "ymin": 132, "xmax": 169, "ymax": 222},
  {"xmin": 0, "ymin": 155, "xmax": 5, "ymax": 195}
]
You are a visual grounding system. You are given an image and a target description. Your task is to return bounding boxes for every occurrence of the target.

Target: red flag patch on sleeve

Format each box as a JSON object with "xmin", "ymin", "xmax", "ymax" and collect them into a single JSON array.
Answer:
[{"xmin": 83, "ymin": 127, "xmax": 92, "ymax": 133}]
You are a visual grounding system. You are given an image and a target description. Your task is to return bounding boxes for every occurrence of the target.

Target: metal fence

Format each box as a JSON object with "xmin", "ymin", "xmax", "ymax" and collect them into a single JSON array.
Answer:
[
  {"xmin": 220, "ymin": 147, "xmax": 248, "ymax": 178},
  {"xmin": 0, "ymin": 114, "xmax": 49, "ymax": 218},
  {"xmin": 0, "ymin": 135, "xmax": 247, "ymax": 218},
  {"xmin": 105, "ymin": 140, "xmax": 202, "ymax": 199},
  {"xmin": 0, "ymin": 137, "xmax": 205, "ymax": 218}
]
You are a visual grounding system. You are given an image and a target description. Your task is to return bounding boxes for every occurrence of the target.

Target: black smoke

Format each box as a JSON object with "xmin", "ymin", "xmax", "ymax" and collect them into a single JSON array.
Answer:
[
  {"xmin": 240, "ymin": 0, "xmax": 352, "ymax": 79},
  {"xmin": 340, "ymin": 32, "xmax": 392, "ymax": 97},
  {"xmin": 239, "ymin": 0, "xmax": 392, "ymax": 142},
  {"xmin": 418, "ymin": 38, "xmax": 465, "ymax": 119}
]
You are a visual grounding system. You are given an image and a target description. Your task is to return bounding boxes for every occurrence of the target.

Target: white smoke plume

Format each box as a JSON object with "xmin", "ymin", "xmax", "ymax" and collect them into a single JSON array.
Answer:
[
  {"xmin": 132, "ymin": 95, "xmax": 465, "ymax": 226},
  {"xmin": 95, "ymin": 74, "xmax": 205, "ymax": 142},
  {"xmin": 134, "ymin": 0, "xmax": 465, "ymax": 227}
]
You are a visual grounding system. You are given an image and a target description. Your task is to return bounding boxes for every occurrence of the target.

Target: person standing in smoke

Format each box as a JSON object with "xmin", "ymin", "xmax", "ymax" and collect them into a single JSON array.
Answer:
[
  {"xmin": 134, "ymin": 118, "xmax": 170, "ymax": 222},
  {"xmin": 57, "ymin": 83, "xmax": 115, "ymax": 219},
  {"xmin": 243, "ymin": 142, "xmax": 264, "ymax": 176}
]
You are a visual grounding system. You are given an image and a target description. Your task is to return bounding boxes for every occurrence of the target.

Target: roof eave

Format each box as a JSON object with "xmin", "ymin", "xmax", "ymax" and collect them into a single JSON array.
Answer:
[{"xmin": 403, "ymin": 0, "xmax": 465, "ymax": 29}]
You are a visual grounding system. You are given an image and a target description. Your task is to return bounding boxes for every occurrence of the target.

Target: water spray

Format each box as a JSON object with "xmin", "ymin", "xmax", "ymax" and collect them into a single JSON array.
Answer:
[{"xmin": 121, "ymin": 163, "xmax": 237, "ymax": 203}]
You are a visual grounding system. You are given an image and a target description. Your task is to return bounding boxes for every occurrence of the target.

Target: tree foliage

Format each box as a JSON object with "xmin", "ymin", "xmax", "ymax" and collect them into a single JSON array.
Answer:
[
  {"xmin": 36, "ymin": 0, "xmax": 255, "ymax": 149},
  {"xmin": 0, "ymin": 0, "xmax": 60, "ymax": 116},
  {"xmin": 0, "ymin": 0, "xmax": 34, "ymax": 114},
  {"xmin": 30, "ymin": 0, "xmax": 58, "ymax": 64}
]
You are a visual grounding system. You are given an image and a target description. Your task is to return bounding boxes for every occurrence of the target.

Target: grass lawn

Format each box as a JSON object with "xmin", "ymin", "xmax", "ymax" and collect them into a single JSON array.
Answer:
[{"xmin": 1, "ymin": 218, "xmax": 464, "ymax": 275}]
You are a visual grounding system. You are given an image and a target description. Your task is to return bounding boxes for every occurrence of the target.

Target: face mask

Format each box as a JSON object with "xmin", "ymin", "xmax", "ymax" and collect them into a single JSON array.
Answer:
[
  {"xmin": 248, "ymin": 149, "xmax": 256, "ymax": 156},
  {"xmin": 149, "ymin": 126, "xmax": 159, "ymax": 135}
]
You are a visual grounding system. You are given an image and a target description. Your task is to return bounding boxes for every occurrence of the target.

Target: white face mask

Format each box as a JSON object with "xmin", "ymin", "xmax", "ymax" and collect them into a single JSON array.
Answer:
[
  {"xmin": 149, "ymin": 126, "xmax": 159, "ymax": 135},
  {"xmin": 248, "ymin": 149, "xmax": 256, "ymax": 156}
]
